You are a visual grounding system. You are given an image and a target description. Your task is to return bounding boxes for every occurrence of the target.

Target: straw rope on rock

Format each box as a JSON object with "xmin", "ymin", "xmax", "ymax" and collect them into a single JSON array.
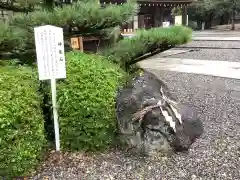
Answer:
[{"xmin": 116, "ymin": 70, "xmax": 203, "ymax": 156}]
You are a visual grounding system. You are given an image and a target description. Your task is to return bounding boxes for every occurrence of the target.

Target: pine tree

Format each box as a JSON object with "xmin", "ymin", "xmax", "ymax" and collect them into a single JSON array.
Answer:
[
  {"xmin": 189, "ymin": 0, "xmax": 240, "ymax": 30},
  {"xmin": 0, "ymin": 0, "xmax": 138, "ymax": 54}
]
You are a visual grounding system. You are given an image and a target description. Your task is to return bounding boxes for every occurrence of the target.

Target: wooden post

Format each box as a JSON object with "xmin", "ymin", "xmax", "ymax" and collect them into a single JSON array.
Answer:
[
  {"xmin": 79, "ymin": 37, "xmax": 83, "ymax": 52},
  {"xmin": 70, "ymin": 37, "xmax": 83, "ymax": 52},
  {"xmin": 71, "ymin": 37, "xmax": 80, "ymax": 50},
  {"xmin": 127, "ymin": 18, "xmax": 134, "ymax": 30},
  {"xmin": 231, "ymin": 11, "xmax": 235, "ymax": 31},
  {"xmin": 182, "ymin": 5, "xmax": 187, "ymax": 26},
  {"xmin": 133, "ymin": 15, "xmax": 139, "ymax": 30},
  {"xmin": 160, "ymin": 7, "xmax": 164, "ymax": 27},
  {"xmin": 154, "ymin": 6, "xmax": 162, "ymax": 27},
  {"xmin": 139, "ymin": 14, "xmax": 145, "ymax": 29}
]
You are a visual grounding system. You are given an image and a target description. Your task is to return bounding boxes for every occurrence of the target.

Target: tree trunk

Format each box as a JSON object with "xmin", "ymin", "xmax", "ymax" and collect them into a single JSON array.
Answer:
[
  {"xmin": 220, "ymin": 15, "xmax": 224, "ymax": 25},
  {"xmin": 204, "ymin": 12, "xmax": 214, "ymax": 29},
  {"xmin": 43, "ymin": 0, "xmax": 54, "ymax": 10},
  {"xmin": 231, "ymin": 11, "xmax": 235, "ymax": 30},
  {"xmin": 197, "ymin": 21, "xmax": 201, "ymax": 30}
]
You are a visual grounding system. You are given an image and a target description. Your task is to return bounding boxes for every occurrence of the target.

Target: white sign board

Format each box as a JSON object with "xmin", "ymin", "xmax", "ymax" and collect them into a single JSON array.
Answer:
[
  {"xmin": 34, "ymin": 25, "xmax": 66, "ymax": 152},
  {"xmin": 162, "ymin": 21, "xmax": 170, "ymax": 28},
  {"xmin": 34, "ymin": 25, "xmax": 66, "ymax": 80},
  {"xmin": 175, "ymin": 15, "xmax": 189, "ymax": 26},
  {"xmin": 175, "ymin": 15, "xmax": 182, "ymax": 25}
]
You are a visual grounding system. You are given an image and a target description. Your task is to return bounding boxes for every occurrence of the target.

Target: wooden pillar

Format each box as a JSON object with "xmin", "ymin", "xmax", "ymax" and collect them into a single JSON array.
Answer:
[
  {"xmin": 154, "ymin": 6, "xmax": 161, "ymax": 27},
  {"xmin": 138, "ymin": 14, "xmax": 145, "ymax": 29},
  {"xmin": 182, "ymin": 5, "xmax": 187, "ymax": 26},
  {"xmin": 133, "ymin": 16, "xmax": 138, "ymax": 30},
  {"xmin": 127, "ymin": 18, "xmax": 133, "ymax": 30},
  {"xmin": 160, "ymin": 7, "xmax": 164, "ymax": 27}
]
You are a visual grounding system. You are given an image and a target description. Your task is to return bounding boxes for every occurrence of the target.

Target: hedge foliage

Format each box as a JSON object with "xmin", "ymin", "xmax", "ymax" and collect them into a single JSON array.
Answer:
[
  {"xmin": 102, "ymin": 26, "xmax": 192, "ymax": 69},
  {"xmin": 0, "ymin": 64, "xmax": 46, "ymax": 177},
  {"xmin": 56, "ymin": 52, "xmax": 126, "ymax": 151}
]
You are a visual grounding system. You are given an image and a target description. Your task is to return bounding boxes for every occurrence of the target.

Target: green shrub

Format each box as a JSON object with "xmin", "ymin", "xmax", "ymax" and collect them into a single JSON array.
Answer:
[
  {"xmin": 0, "ymin": 22, "xmax": 28, "ymax": 53},
  {"xmin": 57, "ymin": 52, "xmax": 127, "ymax": 151},
  {"xmin": 102, "ymin": 26, "xmax": 192, "ymax": 69},
  {"xmin": 0, "ymin": 64, "xmax": 46, "ymax": 177}
]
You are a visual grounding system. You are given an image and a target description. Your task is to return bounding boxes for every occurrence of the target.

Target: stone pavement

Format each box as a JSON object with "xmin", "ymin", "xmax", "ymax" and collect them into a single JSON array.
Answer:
[
  {"xmin": 139, "ymin": 58, "xmax": 240, "ymax": 80},
  {"xmin": 192, "ymin": 30, "xmax": 240, "ymax": 41}
]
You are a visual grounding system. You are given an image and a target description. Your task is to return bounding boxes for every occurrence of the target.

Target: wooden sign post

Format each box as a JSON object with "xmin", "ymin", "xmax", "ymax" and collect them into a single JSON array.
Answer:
[
  {"xmin": 34, "ymin": 25, "xmax": 66, "ymax": 152},
  {"xmin": 70, "ymin": 37, "xmax": 83, "ymax": 52},
  {"xmin": 71, "ymin": 37, "xmax": 80, "ymax": 49}
]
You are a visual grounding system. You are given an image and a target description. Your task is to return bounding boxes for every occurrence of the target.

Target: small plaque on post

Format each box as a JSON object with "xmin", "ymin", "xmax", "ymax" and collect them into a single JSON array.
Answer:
[{"xmin": 71, "ymin": 37, "xmax": 80, "ymax": 49}]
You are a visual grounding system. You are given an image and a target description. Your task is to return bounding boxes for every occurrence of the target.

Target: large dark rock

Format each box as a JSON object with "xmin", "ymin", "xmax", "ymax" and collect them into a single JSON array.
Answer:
[{"xmin": 116, "ymin": 70, "xmax": 203, "ymax": 156}]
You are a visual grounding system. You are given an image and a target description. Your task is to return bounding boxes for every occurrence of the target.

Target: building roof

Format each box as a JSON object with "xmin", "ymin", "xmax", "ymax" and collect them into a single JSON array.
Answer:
[
  {"xmin": 138, "ymin": 0, "xmax": 192, "ymax": 3},
  {"xmin": 138, "ymin": 0, "xmax": 192, "ymax": 2},
  {"xmin": 100, "ymin": 0, "xmax": 193, "ymax": 5}
]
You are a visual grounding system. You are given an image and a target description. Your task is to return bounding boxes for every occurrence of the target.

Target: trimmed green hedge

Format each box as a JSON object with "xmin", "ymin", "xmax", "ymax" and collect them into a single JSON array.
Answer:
[
  {"xmin": 102, "ymin": 26, "xmax": 192, "ymax": 69},
  {"xmin": 0, "ymin": 64, "xmax": 46, "ymax": 177},
  {"xmin": 56, "ymin": 52, "xmax": 126, "ymax": 151}
]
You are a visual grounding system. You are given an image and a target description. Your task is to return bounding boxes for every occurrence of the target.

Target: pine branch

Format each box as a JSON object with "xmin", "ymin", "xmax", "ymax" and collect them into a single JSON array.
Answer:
[
  {"xmin": 0, "ymin": 0, "xmax": 138, "ymax": 54},
  {"xmin": 0, "ymin": 2, "xmax": 34, "ymax": 12}
]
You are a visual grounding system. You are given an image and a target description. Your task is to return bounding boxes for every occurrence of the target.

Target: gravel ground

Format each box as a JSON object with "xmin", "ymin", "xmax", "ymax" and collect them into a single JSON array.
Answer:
[
  {"xmin": 171, "ymin": 41, "xmax": 240, "ymax": 62},
  {"xmin": 178, "ymin": 41, "xmax": 240, "ymax": 49},
  {"xmin": 33, "ymin": 71, "xmax": 240, "ymax": 180},
  {"xmin": 169, "ymin": 49, "xmax": 240, "ymax": 62},
  {"xmin": 32, "ymin": 40, "xmax": 240, "ymax": 180}
]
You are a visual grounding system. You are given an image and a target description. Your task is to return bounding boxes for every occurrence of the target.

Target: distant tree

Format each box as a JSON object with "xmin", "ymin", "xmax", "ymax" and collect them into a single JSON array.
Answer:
[
  {"xmin": 188, "ymin": 0, "xmax": 215, "ymax": 29},
  {"xmin": 188, "ymin": 0, "xmax": 240, "ymax": 30},
  {"xmin": 171, "ymin": 7, "xmax": 182, "ymax": 16},
  {"xmin": 207, "ymin": 0, "xmax": 240, "ymax": 30}
]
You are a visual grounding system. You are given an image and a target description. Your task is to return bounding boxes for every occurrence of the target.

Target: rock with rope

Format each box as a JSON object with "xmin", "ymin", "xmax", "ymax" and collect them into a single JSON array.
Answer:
[{"xmin": 116, "ymin": 70, "xmax": 203, "ymax": 156}]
